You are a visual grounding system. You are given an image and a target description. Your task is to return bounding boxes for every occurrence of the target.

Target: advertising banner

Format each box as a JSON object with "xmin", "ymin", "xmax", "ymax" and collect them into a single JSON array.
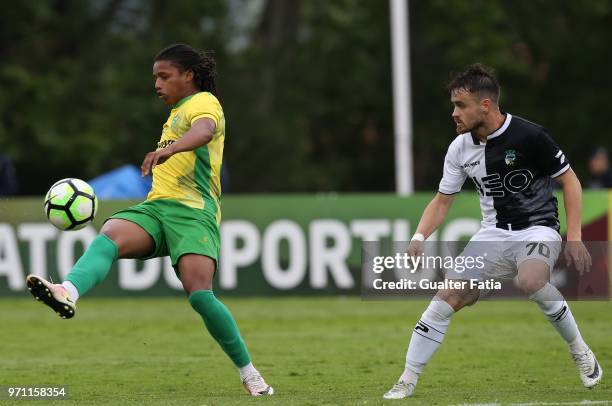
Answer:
[{"xmin": 0, "ymin": 191, "xmax": 609, "ymax": 297}]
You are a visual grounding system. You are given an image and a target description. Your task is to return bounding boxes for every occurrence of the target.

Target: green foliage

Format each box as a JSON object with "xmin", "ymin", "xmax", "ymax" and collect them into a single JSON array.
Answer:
[
  {"xmin": 1, "ymin": 1, "xmax": 610, "ymax": 193},
  {"xmin": 223, "ymin": 0, "xmax": 393, "ymax": 192}
]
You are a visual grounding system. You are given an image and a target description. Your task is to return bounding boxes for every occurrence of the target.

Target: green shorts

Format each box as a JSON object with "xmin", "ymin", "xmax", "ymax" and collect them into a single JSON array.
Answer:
[{"xmin": 108, "ymin": 198, "xmax": 220, "ymax": 271}]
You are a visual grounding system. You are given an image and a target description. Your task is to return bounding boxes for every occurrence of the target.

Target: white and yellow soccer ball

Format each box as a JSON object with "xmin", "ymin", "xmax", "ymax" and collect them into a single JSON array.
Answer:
[{"xmin": 44, "ymin": 178, "xmax": 98, "ymax": 231}]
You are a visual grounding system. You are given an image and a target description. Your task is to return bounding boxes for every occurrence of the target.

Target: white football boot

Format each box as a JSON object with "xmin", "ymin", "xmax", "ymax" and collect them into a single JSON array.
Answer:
[
  {"xmin": 242, "ymin": 372, "xmax": 274, "ymax": 396},
  {"xmin": 572, "ymin": 348, "xmax": 603, "ymax": 388},
  {"xmin": 26, "ymin": 275, "xmax": 76, "ymax": 319},
  {"xmin": 383, "ymin": 380, "xmax": 416, "ymax": 400}
]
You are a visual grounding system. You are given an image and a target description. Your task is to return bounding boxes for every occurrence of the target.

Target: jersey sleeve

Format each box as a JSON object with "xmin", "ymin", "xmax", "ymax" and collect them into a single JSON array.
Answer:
[
  {"xmin": 535, "ymin": 130, "xmax": 570, "ymax": 178},
  {"xmin": 185, "ymin": 93, "xmax": 223, "ymax": 130},
  {"xmin": 438, "ymin": 139, "xmax": 467, "ymax": 195}
]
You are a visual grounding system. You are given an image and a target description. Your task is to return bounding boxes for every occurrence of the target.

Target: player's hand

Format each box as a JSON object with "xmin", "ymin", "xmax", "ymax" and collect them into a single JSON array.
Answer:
[
  {"xmin": 405, "ymin": 239, "xmax": 424, "ymax": 273},
  {"xmin": 406, "ymin": 239, "xmax": 424, "ymax": 259},
  {"xmin": 141, "ymin": 146, "xmax": 175, "ymax": 177},
  {"xmin": 563, "ymin": 240, "xmax": 592, "ymax": 274}
]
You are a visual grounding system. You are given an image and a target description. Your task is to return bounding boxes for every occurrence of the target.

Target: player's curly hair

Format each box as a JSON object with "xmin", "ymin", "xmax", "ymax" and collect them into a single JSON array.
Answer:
[
  {"xmin": 447, "ymin": 63, "xmax": 500, "ymax": 104},
  {"xmin": 155, "ymin": 43, "xmax": 219, "ymax": 98}
]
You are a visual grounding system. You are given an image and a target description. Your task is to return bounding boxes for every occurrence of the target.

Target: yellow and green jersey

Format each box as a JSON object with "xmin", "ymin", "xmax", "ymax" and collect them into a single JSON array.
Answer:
[{"xmin": 147, "ymin": 92, "xmax": 224, "ymax": 223}]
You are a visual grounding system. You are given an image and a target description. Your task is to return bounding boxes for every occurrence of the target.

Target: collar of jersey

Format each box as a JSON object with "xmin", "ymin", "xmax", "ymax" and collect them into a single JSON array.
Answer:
[
  {"xmin": 173, "ymin": 92, "xmax": 200, "ymax": 109},
  {"xmin": 470, "ymin": 113, "xmax": 512, "ymax": 145},
  {"xmin": 487, "ymin": 113, "xmax": 512, "ymax": 140}
]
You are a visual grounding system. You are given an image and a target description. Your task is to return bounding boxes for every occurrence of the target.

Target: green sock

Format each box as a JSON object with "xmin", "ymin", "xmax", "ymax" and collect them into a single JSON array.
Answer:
[
  {"xmin": 66, "ymin": 234, "xmax": 118, "ymax": 296},
  {"xmin": 188, "ymin": 290, "xmax": 251, "ymax": 368}
]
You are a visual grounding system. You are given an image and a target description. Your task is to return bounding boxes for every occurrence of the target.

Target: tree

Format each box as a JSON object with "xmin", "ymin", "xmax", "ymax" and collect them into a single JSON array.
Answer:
[{"xmin": 1, "ymin": 0, "xmax": 610, "ymax": 194}]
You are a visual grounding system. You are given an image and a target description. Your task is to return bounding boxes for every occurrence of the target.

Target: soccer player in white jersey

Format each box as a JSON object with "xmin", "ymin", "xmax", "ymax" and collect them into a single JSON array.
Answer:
[{"xmin": 383, "ymin": 64, "xmax": 602, "ymax": 399}]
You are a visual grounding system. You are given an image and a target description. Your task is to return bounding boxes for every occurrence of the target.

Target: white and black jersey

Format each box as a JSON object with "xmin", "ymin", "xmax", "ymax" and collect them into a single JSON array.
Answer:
[{"xmin": 438, "ymin": 113, "xmax": 569, "ymax": 231}]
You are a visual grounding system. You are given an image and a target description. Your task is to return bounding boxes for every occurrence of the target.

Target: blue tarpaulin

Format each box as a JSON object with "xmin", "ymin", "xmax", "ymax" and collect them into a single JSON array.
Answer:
[{"xmin": 88, "ymin": 165, "xmax": 151, "ymax": 199}]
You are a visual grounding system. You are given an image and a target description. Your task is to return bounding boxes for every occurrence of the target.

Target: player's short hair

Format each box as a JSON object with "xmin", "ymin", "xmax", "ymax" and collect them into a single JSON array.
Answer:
[
  {"xmin": 155, "ymin": 43, "xmax": 219, "ymax": 98},
  {"xmin": 447, "ymin": 63, "xmax": 500, "ymax": 104}
]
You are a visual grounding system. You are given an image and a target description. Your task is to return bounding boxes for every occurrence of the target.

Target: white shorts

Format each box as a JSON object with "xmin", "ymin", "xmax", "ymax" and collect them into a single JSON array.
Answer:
[{"xmin": 445, "ymin": 225, "xmax": 562, "ymax": 281}]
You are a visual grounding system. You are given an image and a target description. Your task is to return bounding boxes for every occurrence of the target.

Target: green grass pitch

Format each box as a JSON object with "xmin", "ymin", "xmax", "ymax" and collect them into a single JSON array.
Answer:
[{"xmin": 1, "ymin": 297, "xmax": 611, "ymax": 405}]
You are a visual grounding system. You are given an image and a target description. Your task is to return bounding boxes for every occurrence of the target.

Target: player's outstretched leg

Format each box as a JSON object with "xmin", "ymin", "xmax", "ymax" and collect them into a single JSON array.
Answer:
[
  {"xmin": 529, "ymin": 282, "xmax": 602, "ymax": 388},
  {"xmin": 26, "ymin": 219, "xmax": 153, "ymax": 319},
  {"xmin": 25, "ymin": 234, "xmax": 117, "ymax": 318},
  {"xmin": 383, "ymin": 287, "xmax": 478, "ymax": 400},
  {"xmin": 179, "ymin": 254, "xmax": 273, "ymax": 396}
]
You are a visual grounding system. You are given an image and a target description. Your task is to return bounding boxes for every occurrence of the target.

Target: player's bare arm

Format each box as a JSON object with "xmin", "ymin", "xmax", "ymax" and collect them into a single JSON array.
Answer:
[
  {"xmin": 140, "ymin": 118, "xmax": 215, "ymax": 176},
  {"xmin": 554, "ymin": 168, "xmax": 592, "ymax": 272},
  {"xmin": 407, "ymin": 192, "xmax": 455, "ymax": 256}
]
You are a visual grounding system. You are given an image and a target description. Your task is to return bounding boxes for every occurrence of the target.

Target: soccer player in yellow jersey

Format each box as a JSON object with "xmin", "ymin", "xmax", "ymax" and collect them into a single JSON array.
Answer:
[{"xmin": 26, "ymin": 44, "xmax": 273, "ymax": 396}]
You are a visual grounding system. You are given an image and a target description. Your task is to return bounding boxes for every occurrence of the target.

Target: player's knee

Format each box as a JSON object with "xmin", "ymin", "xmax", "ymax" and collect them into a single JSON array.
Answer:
[
  {"xmin": 518, "ymin": 276, "xmax": 547, "ymax": 296},
  {"xmin": 435, "ymin": 288, "xmax": 477, "ymax": 312},
  {"xmin": 100, "ymin": 219, "xmax": 128, "ymax": 244},
  {"xmin": 435, "ymin": 291, "xmax": 457, "ymax": 311},
  {"xmin": 182, "ymin": 277, "xmax": 213, "ymax": 294},
  {"xmin": 179, "ymin": 255, "xmax": 215, "ymax": 293},
  {"xmin": 101, "ymin": 222, "xmax": 149, "ymax": 259},
  {"xmin": 99, "ymin": 225, "xmax": 131, "ymax": 258},
  {"xmin": 100, "ymin": 228, "xmax": 117, "ymax": 243}
]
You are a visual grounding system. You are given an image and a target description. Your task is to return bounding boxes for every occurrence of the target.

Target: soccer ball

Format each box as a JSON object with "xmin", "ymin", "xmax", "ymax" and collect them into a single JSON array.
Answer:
[{"xmin": 44, "ymin": 178, "xmax": 98, "ymax": 231}]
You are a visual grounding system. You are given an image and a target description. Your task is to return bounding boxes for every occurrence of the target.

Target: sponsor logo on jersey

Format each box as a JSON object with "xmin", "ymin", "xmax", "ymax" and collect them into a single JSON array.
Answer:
[
  {"xmin": 472, "ymin": 169, "xmax": 534, "ymax": 197},
  {"xmin": 157, "ymin": 139, "xmax": 176, "ymax": 150},
  {"xmin": 463, "ymin": 160, "xmax": 480, "ymax": 169}
]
